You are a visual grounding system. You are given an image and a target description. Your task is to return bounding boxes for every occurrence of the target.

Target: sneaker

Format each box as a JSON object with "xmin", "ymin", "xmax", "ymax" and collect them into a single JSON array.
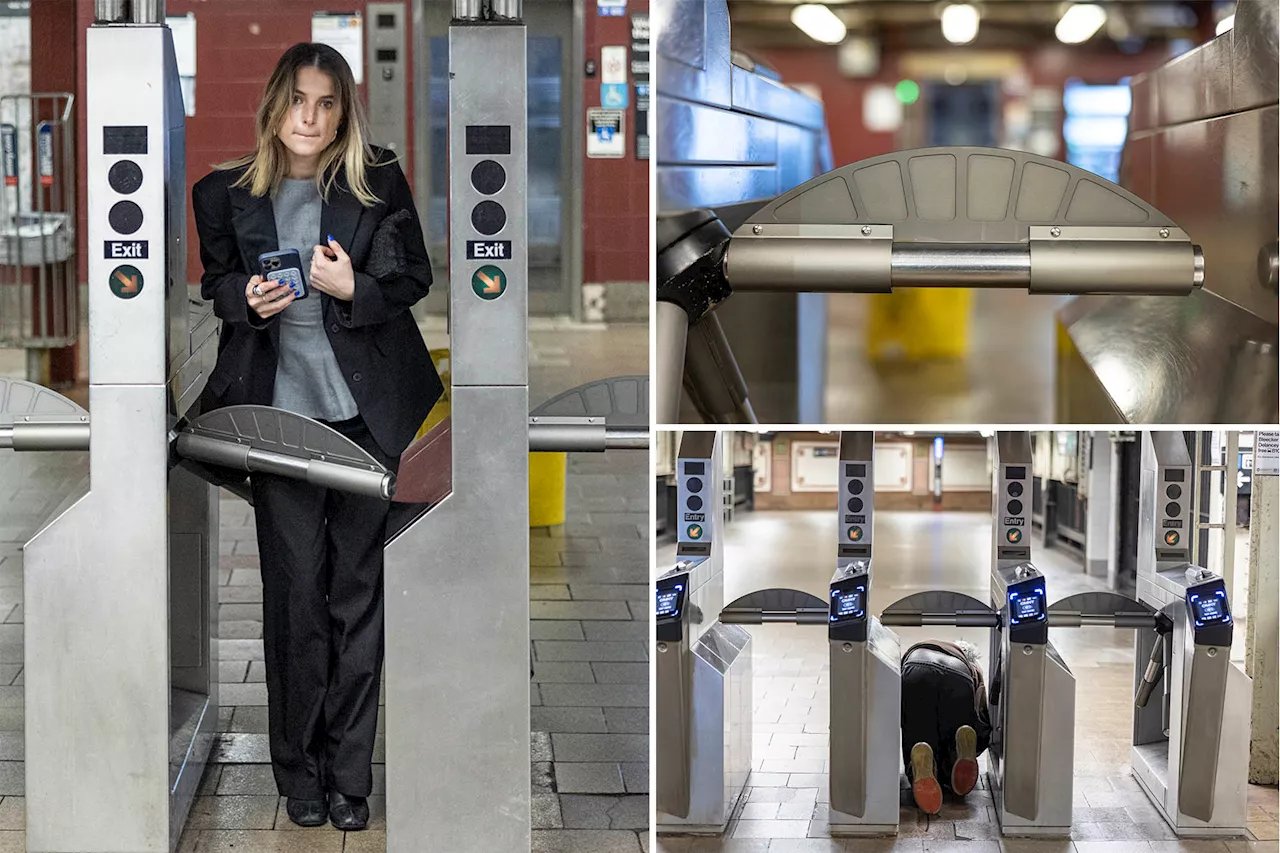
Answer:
[
  {"xmin": 951, "ymin": 724, "xmax": 979, "ymax": 796},
  {"xmin": 910, "ymin": 742, "xmax": 942, "ymax": 814}
]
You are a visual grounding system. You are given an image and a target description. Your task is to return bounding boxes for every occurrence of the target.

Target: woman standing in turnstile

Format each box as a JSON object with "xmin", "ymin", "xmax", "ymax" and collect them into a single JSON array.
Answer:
[
  {"xmin": 191, "ymin": 43, "xmax": 441, "ymax": 831},
  {"xmin": 901, "ymin": 641, "xmax": 992, "ymax": 815}
]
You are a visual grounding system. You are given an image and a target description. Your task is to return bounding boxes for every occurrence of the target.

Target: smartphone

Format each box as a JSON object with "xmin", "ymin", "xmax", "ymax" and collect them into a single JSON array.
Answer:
[{"xmin": 258, "ymin": 249, "xmax": 308, "ymax": 300}]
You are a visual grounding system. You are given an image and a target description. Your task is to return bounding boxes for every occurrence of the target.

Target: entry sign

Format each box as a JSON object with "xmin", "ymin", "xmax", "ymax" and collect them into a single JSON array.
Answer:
[
  {"xmin": 109, "ymin": 264, "xmax": 144, "ymax": 299},
  {"xmin": 471, "ymin": 264, "xmax": 506, "ymax": 301},
  {"xmin": 1256, "ymin": 431, "xmax": 1279, "ymax": 476}
]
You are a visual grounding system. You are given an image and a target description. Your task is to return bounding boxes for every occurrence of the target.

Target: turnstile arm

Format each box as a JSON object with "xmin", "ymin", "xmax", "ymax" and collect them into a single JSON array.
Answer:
[
  {"xmin": 0, "ymin": 421, "xmax": 90, "ymax": 451},
  {"xmin": 1046, "ymin": 611, "xmax": 1161, "ymax": 629},
  {"xmin": 176, "ymin": 432, "xmax": 395, "ymax": 500},
  {"xmin": 878, "ymin": 610, "xmax": 1001, "ymax": 628},
  {"xmin": 720, "ymin": 607, "xmax": 828, "ymax": 625},
  {"xmin": 526, "ymin": 419, "xmax": 649, "ymax": 452}
]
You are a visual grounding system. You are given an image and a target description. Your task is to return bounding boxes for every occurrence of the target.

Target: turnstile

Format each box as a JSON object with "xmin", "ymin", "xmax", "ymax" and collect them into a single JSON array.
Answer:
[
  {"xmin": 656, "ymin": 149, "xmax": 1208, "ymax": 424},
  {"xmin": 1130, "ymin": 433, "xmax": 1250, "ymax": 836},
  {"xmin": 3, "ymin": 2, "xmax": 648, "ymax": 851},
  {"xmin": 720, "ymin": 432, "xmax": 901, "ymax": 836},
  {"xmin": 656, "ymin": 432, "xmax": 752, "ymax": 835}
]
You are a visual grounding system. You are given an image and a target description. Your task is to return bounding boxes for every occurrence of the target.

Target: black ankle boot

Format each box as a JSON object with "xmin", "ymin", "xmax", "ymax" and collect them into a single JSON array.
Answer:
[
  {"xmin": 286, "ymin": 796, "xmax": 328, "ymax": 827},
  {"xmin": 329, "ymin": 791, "xmax": 370, "ymax": 831}
]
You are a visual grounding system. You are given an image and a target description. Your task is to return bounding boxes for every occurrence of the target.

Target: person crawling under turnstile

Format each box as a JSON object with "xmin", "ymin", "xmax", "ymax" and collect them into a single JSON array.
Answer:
[{"xmin": 901, "ymin": 640, "xmax": 992, "ymax": 815}]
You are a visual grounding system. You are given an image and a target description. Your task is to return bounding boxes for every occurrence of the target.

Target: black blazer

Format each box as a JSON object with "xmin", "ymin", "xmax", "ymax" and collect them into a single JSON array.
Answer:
[{"xmin": 191, "ymin": 148, "xmax": 443, "ymax": 459}]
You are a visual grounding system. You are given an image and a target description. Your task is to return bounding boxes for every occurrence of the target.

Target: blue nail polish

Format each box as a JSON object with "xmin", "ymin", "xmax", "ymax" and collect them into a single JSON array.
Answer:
[{"xmin": 327, "ymin": 234, "xmax": 334, "ymax": 242}]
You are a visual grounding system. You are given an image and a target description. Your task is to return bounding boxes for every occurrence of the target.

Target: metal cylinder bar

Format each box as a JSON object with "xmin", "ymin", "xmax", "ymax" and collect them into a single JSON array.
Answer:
[
  {"xmin": 655, "ymin": 300, "xmax": 689, "ymax": 424},
  {"xmin": 604, "ymin": 427, "xmax": 649, "ymax": 449},
  {"xmin": 454, "ymin": 0, "xmax": 484, "ymax": 21},
  {"xmin": 879, "ymin": 610, "xmax": 1001, "ymax": 628},
  {"xmin": 720, "ymin": 607, "xmax": 828, "ymax": 625},
  {"xmin": 132, "ymin": 0, "xmax": 163, "ymax": 23},
  {"xmin": 0, "ymin": 422, "xmax": 90, "ymax": 451},
  {"xmin": 529, "ymin": 422, "xmax": 605, "ymax": 452},
  {"xmin": 1047, "ymin": 612, "xmax": 1159, "ymax": 629},
  {"xmin": 891, "ymin": 243, "xmax": 1030, "ymax": 287},
  {"xmin": 490, "ymin": 0, "xmax": 523, "ymax": 20},
  {"xmin": 176, "ymin": 433, "xmax": 394, "ymax": 500}
]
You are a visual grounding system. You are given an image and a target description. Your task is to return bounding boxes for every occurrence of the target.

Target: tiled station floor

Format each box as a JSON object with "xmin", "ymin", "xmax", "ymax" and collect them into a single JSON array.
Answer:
[
  {"xmin": 656, "ymin": 509, "xmax": 1279, "ymax": 853},
  {"xmin": 0, "ymin": 321, "xmax": 650, "ymax": 852}
]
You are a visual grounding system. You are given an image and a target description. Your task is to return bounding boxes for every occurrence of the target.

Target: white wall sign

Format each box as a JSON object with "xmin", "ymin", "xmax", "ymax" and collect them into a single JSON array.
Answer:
[
  {"xmin": 586, "ymin": 108, "xmax": 625, "ymax": 158},
  {"xmin": 312, "ymin": 13, "xmax": 364, "ymax": 84},
  {"xmin": 601, "ymin": 45, "xmax": 628, "ymax": 84},
  {"xmin": 1256, "ymin": 431, "xmax": 1279, "ymax": 476}
]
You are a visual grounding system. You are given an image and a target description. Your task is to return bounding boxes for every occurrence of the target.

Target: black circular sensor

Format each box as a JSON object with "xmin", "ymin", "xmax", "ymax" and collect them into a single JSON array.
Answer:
[
  {"xmin": 108, "ymin": 200, "xmax": 144, "ymax": 235},
  {"xmin": 1166, "ymin": 501, "xmax": 1181, "ymax": 518},
  {"xmin": 686, "ymin": 477, "xmax": 703, "ymax": 493},
  {"xmin": 108, "ymin": 160, "xmax": 143, "ymax": 194},
  {"xmin": 471, "ymin": 200, "xmax": 506, "ymax": 236},
  {"xmin": 847, "ymin": 480, "xmax": 864, "ymax": 495},
  {"xmin": 687, "ymin": 495, "xmax": 703, "ymax": 511},
  {"xmin": 847, "ymin": 497, "xmax": 864, "ymax": 513},
  {"xmin": 1166, "ymin": 484, "xmax": 1182, "ymax": 500},
  {"xmin": 1007, "ymin": 481, "xmax": 1024, "ymax": 497},
  {"xmin": 1007, "ymin": 499, "xmax": 1024, "ymax": 516},
  {"xmin": 471, "ymin": 160, "xmax": 506, "ymax": 195}
]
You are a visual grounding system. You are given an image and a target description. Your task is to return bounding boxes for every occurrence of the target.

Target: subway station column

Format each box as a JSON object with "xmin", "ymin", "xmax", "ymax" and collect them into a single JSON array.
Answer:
[{"xmin": 1246, "ymin": 466, "xmax": 1278, "ymax": 784}]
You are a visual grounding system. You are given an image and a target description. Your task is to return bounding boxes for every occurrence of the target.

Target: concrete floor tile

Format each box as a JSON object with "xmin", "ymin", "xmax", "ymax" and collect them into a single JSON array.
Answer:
[
  {"xmin": 1072, "ymin": 844, "xmax": 1154, "ymax": 853},
  {"xmin": 604, "ymin": 708, "xmax": 649, "ymax": 734},
  {"xmin": 338, "ymin": 830, "xmax": 386, "ymax": 852},
  {"xmin": 217, "ymin": 660, "xmax": 248, "ymax": 684},
  {"xmin": 531, "ymin": 620, "xmax": 588, "ymax": 641},
  {"xmin": 217, "ymin": 764, "xmax": 278, "ymax": 796},
  {"xmin": 196, "ymin": 765, "xmax": 223, "ymax": 797},
  {"xmin": 533, "ymin": 791, "xmax": 564, "ymax": 829},
  {"xmin": 557, "ymin": 762, "xmax": 625, "ymax": 794},
  {"xmin": 1250, "ymin": 824, "xmax": 1280, "ymax": 842},
  {"xmin": 621, "ymin": 762, "xmax": 648, "ymax": 794},
  {"xmin": 212, "ymin": 733, "xmax": 271, "ymax": 764},
  {"xmin": 192, "ymin": 829, "xmax": 344, "ymax": 851},
  {"xmin": 532, "ymin": 707, "xmax": 609, "ymax": 733},
  {"xmin": 732, "ymin": 819, "xmax": 812, "ymax": 838},
  {"xmin": 0, "ymin": 832, "xmax": 22, "ymax": 853},
  {"xmin": 686, "ymin": 839, "xmax": 771, "ymax": 852},
  {"xmin": 531, "ymin": 829, "xmax": 644, "ymax": 852},
  {"xmin": 770, "ymin": 840, "xmax": 845, "ymax": 852},
  {"xmin": 592, "ymin": 662, "xmax": 650, "ymax": 683},
  {"xmin": 559, "ymin": 793, "xmax": 648, "ymax": 829},
  {"xmin": 996, "ymin": 841, "xmax": 1077, "ymax": 853},
  {"xmin": 230, "ymin": 706, "xmax": 269, "ymax": 733},
  {"xmin": 1225, "ymin": 842, "xmax": 1279, "ymax": 853},
  {"xmin": 186, "ymin": 795, "xmax": 279, "ymax": 830},
  {"xmin": 0, "ymin": 798, "xmax": 21, "ymax": 831},
  {"xmin": 220, "ymin": 683, "xmax": 268, "ymax": 705},
  {"xmin": 532, "ymin": 661, "xmax": 597, "ymax": 683},
  {"xmin": 1147, "ymin": 843, "xmax": 1232, "ymax": 853},
  {"xmin": 924, "ymin": 842, "xmax": 1002, "ymax": 853}
]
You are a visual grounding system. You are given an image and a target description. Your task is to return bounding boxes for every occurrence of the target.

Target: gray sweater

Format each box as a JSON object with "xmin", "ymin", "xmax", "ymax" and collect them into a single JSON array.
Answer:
[{"xmin": 270, "ymin": 178, "xmax": 359, "ymax": 422}]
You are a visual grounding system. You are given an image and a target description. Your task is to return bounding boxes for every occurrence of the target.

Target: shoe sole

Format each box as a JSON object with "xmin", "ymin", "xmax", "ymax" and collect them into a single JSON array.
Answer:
[
  {"xmin": 288, "ymin": 814, "xmax": 327, "ymax": 828},
  {"xmin": 910, "ymin": 742, "xmax": 943, "ymax": 815},
  {"xmin": 952, "ymin": 724, "xmax": 979, "ymax": 797}
]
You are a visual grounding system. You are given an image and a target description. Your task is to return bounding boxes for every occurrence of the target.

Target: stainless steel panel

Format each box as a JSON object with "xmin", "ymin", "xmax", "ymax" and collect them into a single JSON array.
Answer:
[
  {"xmin": 1154, "ymin": 33, "xmax": 1235, "ymax": 128},
  {"xmin": 1231, "ymin": 0, "xmax": 1279, "ymax": 112},
  {"xmin": 25, "ymin": 387, "xmax": 172, "ymax": 853},
  {"xmin": 367, "ymin": 3, "xmax": 408, "ymax": 158},
  {"xmin": 1179, "ymin": 644, "xmax": 1229, "ymax": 821},
  {"xmin": 383, "ymin": 386, "xmax": 530, "ymax": 852},
  {"xmin": 1056, "ymin": 290, "xmax": 1279, "ymax": 424},
  {"xmin": 657, "ymin": 166, "xmax": 779, "ymax": 212},
  {"xmin": 656, "ymin": 99, "xmax": 778, "ymax": 165},
  {"xmin": 730, "ymin": 65, "xmax": 825, "ymax": 131},
  {"xmin": 450, "ymin": 26, "xmax": 527, "ymax": 387},
  {"xmin": 86, "ymin": 26, "xmax": 168, "ymax": 386},
  {"xmin": 829, "ymin": 641, "xmax": 868, "ymax": 819},
  {"xmin": 1003, "ymin": 644, "xmax": 1046, "ymax": 822},
  {"xmin": 656, "ymin": 631, "xmax": 691, "ymax": 818},
  {"xmin": 1151, "ymin": 107, "xmax": 1278, "ymax": 322},
  {"xmin": 655, "ymin": 0, "xmax": 731, "ymax": 111}
]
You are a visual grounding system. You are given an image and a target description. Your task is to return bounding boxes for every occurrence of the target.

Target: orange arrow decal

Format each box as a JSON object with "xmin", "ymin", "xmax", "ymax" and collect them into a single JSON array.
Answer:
[
  {"xmin": 114, "ymin": 270, "xmax": 139, "ymax": 293},
  {"xmin": 478, "ymin": 270, "xmax": 502, "ymax": 294}
]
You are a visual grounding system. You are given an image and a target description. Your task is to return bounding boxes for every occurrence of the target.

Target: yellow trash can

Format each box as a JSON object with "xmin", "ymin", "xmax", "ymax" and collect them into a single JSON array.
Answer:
[
  {"xmin": 866, "ymin": 289, "xmax": 973, "ymax": 361},
  {"xmin": 529, "ymin": 451, "xmax": 568, "ymax": 527},
  {"xmin": 415, "ymin": 348, "xmax": 569, "ymax": 528}
]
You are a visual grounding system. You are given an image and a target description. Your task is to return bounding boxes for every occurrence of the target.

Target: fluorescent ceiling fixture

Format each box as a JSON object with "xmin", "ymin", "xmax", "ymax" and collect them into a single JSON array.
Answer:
[
  {"xmin": 1056, "ymin": 4, "xmax": 1107, "ymax": 44},
  {"xmin": 791, "ymin": 3, "xmax": 847, "ymax": 45},
  {"xmin": 941, "ymin": 4, "xmax": 980, "ymax": 45},
  {"xmin": 1215, "ymin": 13, "xmax": 1235, "ymax": 36}
]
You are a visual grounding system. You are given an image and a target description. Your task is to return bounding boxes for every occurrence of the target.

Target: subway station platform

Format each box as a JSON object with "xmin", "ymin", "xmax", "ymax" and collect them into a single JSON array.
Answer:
[{"xmin": 656, "ymin": 509, "xmax": 1278, "ymax": 853}]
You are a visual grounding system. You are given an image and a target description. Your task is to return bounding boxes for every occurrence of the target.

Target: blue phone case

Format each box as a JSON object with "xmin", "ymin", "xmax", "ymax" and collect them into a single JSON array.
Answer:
[{"xmin": 258, "ymin": 249, "xmax": 308, "ymax": 300}]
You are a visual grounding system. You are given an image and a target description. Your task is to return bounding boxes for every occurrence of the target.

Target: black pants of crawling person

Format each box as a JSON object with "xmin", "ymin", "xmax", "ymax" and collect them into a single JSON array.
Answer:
[
  {"xmin": 251, "ymin": 413, "xmax": 394, "ymax": 800},
  {"xmin": 900, "ymin": 641, "xmax": 993, "ymax": 790}
]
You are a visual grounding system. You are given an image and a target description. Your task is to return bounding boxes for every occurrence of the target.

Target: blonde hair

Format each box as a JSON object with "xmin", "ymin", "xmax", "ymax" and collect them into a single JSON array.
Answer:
[{"xmin": 215, "ymin": 42, "xmax": 385, "ymax": 207}]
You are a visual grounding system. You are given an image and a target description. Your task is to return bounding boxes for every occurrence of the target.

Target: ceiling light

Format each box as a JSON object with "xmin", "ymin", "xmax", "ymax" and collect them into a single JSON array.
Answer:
[
  {"xmin": 1215, "ymin": 13, "xmax": 1235, "ymax": 36},
  {"xmin": 941, "ymin": 3, "xmax": 980, "ymax": 45},
  {"xmin": 791, "ymin": 4, "xmax": 847, "ymax": 45},
  {"xmin": 1056, "ymin": 4, "xmax": 1107, "ymax": 44}
]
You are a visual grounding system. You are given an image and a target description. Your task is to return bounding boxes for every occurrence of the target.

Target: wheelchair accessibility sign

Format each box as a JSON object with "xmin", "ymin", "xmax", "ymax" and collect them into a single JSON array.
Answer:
[
  {"xmin": 587, "ymin": 108, "xmax": 625, "ymax": 159},
  {"xmin": 601, "ymin": 82, "xmax": 628, "ymax": 109}
]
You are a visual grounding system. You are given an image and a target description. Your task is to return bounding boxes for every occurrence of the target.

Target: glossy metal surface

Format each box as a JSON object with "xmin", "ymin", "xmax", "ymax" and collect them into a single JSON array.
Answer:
[
  {"xmin": 383, "ymin": 22, "xmax": 530, "ymax": 853},
  {"xmin": 892, "ymin": 243, "xmax": 1030, "ymax": 287},
  {"xmin": 656, "ymin": 300, "xmax": 688, "ymax": 424},
  {"xmin": 1057, "ymin": 290, "xmax": 1279, "ymax": 423}
]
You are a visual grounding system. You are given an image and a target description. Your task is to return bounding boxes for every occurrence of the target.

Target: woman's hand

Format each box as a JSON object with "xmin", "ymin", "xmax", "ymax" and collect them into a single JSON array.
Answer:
[
  {"xmin": 310, "ymin": 236, "xmax": 356, "ymax": 301},
  {"xmin": 245, "ymin": 274, "xmax": 295, "ymax": 318}
]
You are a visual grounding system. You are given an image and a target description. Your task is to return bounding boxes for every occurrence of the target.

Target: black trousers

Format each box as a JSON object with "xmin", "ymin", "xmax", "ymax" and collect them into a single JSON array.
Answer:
[
  {"xmin": 901, "ymin": 642, "xmax": 992, "ymax": 788},
  {"xmin": 251, "ymin": 414, "xmax": 394, "ymax": 799}
]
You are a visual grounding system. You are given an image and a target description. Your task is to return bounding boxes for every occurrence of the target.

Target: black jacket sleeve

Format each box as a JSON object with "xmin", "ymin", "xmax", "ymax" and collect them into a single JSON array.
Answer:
[
  {"xmin": 334, "ymin": 158, "xmax": 433, "ymax": 329},
  {"xmin": 191, "ymin": 171, "xmax": 273, "ymax": 330}
]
